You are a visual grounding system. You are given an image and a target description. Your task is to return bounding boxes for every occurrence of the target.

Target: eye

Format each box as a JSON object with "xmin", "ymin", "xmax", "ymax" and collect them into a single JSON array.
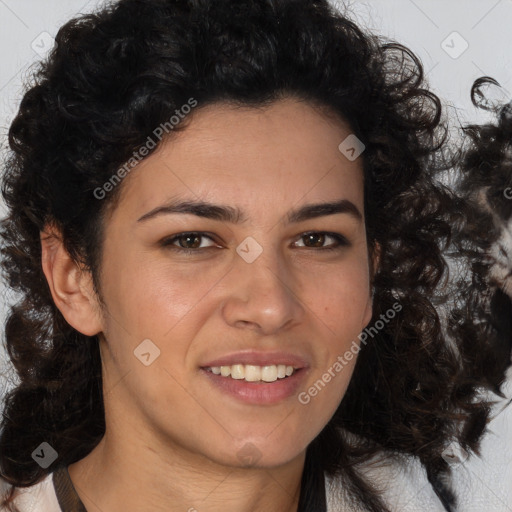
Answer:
[
  {"xmin": 160, "ymin": 232, "xmax": 220, "ymax": 253},
  {"xmin": 294, "ymin": 232, "xmax": 350, "ymax": 251},
  {"xmin": 160, "ymin": 230, "xmax": 350, "ymax": 255}
]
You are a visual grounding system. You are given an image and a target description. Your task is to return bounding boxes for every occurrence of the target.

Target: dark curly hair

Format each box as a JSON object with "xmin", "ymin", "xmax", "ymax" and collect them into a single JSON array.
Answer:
[
  {"xmin": 448, "ymin": 76, "xmax": 512, "ymax": 400},
  {"xmin": 0, "ymin": 0, "xmax": 492, "ymax": 510}
]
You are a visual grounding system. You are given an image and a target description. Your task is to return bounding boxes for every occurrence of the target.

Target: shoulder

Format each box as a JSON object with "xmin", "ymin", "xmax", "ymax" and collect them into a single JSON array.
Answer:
[
  {"xmin": 325, "ymin": 452, "xmax": 447, "ymax": 512},
  {"xmin": 0, "ymin": 473, "xmax": 61, "ymax": 512}
]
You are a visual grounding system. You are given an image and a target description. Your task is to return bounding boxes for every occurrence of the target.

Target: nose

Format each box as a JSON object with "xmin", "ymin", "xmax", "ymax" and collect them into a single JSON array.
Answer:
[{"xmin": 221, "ymin": 246, "xmax": 305, "ymax": 335}]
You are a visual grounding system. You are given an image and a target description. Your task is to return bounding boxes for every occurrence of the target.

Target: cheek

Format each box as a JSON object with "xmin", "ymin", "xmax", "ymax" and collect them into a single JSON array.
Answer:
[
  {"xmin": 303, "ymin": 260, "xmax": 370, "ymax": 400},
  {"xmin": 102, "ymin": 251, "xmax": 227, "ymax": 340},
  {"xmin": 311, "ymin": 263, "xmax": 371, "ymax": 336}
]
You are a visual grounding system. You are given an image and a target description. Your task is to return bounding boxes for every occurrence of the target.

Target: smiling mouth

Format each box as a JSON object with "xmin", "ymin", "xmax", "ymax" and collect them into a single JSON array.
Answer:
[{"xmin": 203, "ymin": 364, "xmax": 299, "ymax": 383}]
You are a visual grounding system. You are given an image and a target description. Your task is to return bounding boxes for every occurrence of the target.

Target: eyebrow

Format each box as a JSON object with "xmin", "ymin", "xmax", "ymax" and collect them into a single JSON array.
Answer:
[{"xmin": 136, "ymin": 198, "xmax": 362, "ymax": 224}]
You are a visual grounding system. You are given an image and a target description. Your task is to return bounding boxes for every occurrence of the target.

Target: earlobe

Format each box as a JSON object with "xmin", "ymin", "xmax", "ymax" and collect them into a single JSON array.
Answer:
[{"xmin": 40, "ymin": 224, "xmax": 103, "ymax": 337}]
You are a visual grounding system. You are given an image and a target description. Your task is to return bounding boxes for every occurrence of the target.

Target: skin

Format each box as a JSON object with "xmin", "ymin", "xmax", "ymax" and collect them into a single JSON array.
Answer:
[{"xmin": 41, "ymin": 97, "xmax": 375, "ymax": 512}]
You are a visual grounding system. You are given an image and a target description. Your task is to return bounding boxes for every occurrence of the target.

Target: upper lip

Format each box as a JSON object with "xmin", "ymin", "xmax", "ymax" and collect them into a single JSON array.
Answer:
[{"xmin": 201, "ymin": 350, "xmax": 310, "ymax": 369}]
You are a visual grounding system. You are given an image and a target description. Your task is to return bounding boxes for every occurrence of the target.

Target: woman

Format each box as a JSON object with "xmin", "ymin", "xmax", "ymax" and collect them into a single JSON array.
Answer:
[{"xmin": 0, "ymin": 0, "xmax": 490, "ymax": 510}]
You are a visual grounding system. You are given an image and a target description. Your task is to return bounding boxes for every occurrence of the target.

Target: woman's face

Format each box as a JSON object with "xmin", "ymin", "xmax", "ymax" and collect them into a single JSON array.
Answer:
[{"xmin": 93, "ymin": 98, "xmax": 373, "ymax": 469}]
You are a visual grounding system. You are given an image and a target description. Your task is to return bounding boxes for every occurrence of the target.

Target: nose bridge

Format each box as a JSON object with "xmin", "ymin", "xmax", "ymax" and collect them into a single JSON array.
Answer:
[
  {"xmin": 222, "ymin": 235, "xmax": 304, "ymax": 332},
  {"xmin": 236, "ymin": 235, "xmax": 291, "ymax": 299}
]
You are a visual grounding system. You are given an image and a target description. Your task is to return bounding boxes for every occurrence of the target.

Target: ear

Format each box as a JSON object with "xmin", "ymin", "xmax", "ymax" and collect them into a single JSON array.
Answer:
[
  {"xmin": 370, "ymin": 241, "xmax": 381, "ymax": 283},
  {"xmin": 362, "ymin": 241, "xmax": 381, "ymax": 327},
  {"xmin": 40, "ymin": 223, "xmax": 103, "ymax": 336}
]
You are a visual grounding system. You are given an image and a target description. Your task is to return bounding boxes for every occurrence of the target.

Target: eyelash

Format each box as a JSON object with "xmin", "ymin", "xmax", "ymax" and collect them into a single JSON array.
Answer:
[{"xmin": 160, "ymin": 231, "xmax": 350, "ymax": 255}]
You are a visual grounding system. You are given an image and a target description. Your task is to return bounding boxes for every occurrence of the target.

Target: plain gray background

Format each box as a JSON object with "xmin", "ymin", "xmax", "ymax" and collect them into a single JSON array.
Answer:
[{"xmin": 0, "ymin": 1, "xmax": 511, "ymax": 510}]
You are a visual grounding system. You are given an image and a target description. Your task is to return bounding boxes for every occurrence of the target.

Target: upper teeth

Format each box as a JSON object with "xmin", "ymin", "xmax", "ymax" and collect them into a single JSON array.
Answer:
[{"xmin": 208, "ymin": 364, "xmax": 296, "ymax": 382}]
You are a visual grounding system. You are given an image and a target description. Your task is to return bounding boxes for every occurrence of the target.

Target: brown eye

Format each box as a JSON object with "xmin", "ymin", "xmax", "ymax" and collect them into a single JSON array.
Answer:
[
  {"xmin": 295, "ymin": 232, "xmax": 350, "ymax": 251},
  {"xmin": 302, "ymin": 233, "xmax": 326, "ymax": 248},
  {"xmin": 160, "ymin": 232, "xmax": 218, "ymax": 252},
  {"xmin": 177, "ymin": 234, "xmax": 202, "ymax": 249}
]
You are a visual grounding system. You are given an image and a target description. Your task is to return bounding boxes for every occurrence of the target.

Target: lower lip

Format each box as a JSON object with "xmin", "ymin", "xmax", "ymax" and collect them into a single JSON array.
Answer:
[{"xmin": 200, "ymin": 368, "xmax": 307, "ymax": 405}]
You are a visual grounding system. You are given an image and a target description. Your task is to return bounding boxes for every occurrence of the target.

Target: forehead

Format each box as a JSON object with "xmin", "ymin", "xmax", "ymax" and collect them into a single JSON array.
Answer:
[{"xmin": 109, "ymin": 98, "xmax": 365, "ymax": 222}]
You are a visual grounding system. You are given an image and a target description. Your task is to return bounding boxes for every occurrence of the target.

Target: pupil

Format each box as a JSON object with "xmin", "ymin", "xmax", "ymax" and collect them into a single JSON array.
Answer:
[
  {"xmin": 306, "ymin": 233, "xmax": 324, "ymax": 247},
  {"xmin": 182, "ymin": 235, "xmax": 201, "ymax": 248}
]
